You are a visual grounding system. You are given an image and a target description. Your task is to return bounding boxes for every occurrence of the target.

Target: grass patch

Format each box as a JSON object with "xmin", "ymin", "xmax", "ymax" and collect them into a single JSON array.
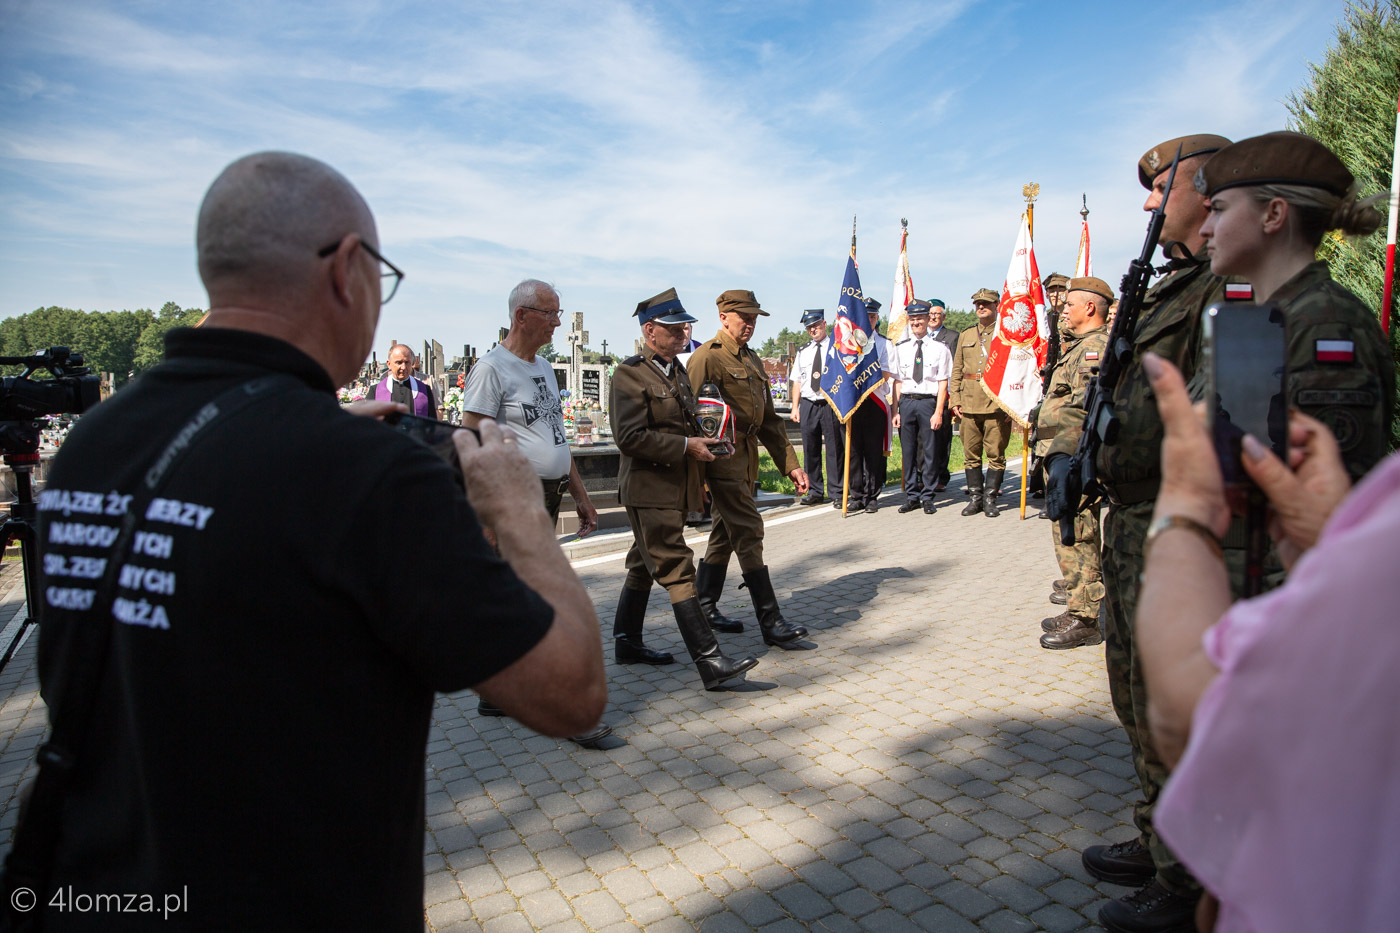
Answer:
[{"xmin": 758, "ymin": 432, "xmax": 1026, "ymax": 494}]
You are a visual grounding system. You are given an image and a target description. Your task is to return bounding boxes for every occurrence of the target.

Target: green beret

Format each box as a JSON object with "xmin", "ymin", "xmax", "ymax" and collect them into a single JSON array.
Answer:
[
  {"xmin": 716, "ymin": 289, "xmax": 768, "ymax": 316},
  {"xmin": 928, "ymin": 298, "xmax": 946, "ymax": 310},
  {"xmin": 1068, "ymin": 276, "xmax": 1114, "ymax": 304},
  {"xmin": 1194, "ymin": 131, "xmax": 1353, "ymax": 197},
  {"xmin": 1138, "ymin": 134, "xmax": 1232, "ymax": 189},
  {"xmin": 971, "ymin": 288, "xmax": 999, "ymax": 304}
]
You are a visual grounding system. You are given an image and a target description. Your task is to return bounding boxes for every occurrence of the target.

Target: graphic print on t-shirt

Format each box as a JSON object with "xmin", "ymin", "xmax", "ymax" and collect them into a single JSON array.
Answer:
[{"xmin": 520, "ymin": 375, "xmax": 566, "ymax": 446}]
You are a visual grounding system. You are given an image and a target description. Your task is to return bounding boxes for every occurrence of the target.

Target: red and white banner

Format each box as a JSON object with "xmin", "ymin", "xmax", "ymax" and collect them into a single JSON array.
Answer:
[
  {"xmin": 887, "ymin": 225, "xmax": 915, "ymax": 344},
  {"xmin": 1074, "ymin": 217, "xmax": 1092, "ymax": 278},
  {"xmin": 982, "ymin": 211, "xmax": 1048, "ymax": 426}
]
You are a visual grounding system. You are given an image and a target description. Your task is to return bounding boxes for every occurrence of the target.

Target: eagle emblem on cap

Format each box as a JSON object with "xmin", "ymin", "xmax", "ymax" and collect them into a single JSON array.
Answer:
[{"xmin": 1146, "ymin": 149, "xmax": 1162, "ymax": 173}]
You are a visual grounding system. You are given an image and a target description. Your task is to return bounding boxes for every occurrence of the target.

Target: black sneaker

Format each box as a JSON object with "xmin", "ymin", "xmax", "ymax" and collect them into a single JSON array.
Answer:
[
  {"xmin": 1083, "ymin": 837, "xmax": 1155, "ymax": 886},
  {"xmin": 1098, "ymin": 880, "xmax": 1198, "ymax": 933}
]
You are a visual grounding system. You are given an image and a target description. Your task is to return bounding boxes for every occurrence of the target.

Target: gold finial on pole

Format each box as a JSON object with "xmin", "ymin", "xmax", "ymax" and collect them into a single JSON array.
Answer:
[{"xmin": 1023, "ymin": 182, "xmax": 1039, "ymax": 239}]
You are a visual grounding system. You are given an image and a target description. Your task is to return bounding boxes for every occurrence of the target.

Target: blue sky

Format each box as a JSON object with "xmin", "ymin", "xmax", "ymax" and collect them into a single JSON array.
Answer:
[{"xmin": 0, "ymin": 0, "xmax": 1356, "ymax": 366}]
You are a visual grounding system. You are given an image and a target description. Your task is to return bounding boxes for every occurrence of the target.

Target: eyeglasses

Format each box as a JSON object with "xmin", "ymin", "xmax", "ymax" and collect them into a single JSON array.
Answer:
[
  {"xmin": 317, "ymin": 237, "xmax": 405, "ymax": 305},
  {"xmin": 521, "ymin": 306, "xmax": 563, "ymax": 319}
]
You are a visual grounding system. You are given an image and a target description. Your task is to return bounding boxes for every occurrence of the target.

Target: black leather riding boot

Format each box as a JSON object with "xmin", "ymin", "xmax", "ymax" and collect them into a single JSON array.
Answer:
[
  {"xmin": 696, "ymin": 560, "xmax": 743, "ymax": 633},
  {"xmin": 983, "ymin": 468, "xmax": 1004, "ymax": 517},
  {"xmin": 742, "ymin": 566, "xmax": 808, "ymax": 648},
  {"xmin": 672, "ymin": 598, "xmax": 758, "ymax": 690},
  {"xmin": 961, "ymin": 464, "xmax": 984, "ymax": 516},
  {"xmin": 613, "ymin": 585, "xmax": 674, "ymax": 665}
]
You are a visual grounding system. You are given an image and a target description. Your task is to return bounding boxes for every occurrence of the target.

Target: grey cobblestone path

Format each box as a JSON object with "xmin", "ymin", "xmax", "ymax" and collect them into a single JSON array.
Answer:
[{"xmin": 0, "ymin": 469, "xmax": 1142, "ymax": 930}]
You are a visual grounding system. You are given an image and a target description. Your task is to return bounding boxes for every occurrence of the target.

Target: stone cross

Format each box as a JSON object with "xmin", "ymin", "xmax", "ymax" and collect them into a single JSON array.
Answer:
[{"xmin": 566, "ymin": 312, "xmax": 588, "ymax": 399}]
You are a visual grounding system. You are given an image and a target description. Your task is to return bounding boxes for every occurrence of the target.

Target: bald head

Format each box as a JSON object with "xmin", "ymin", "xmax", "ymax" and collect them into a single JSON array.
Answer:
[{"xmin": 196, "ymin": 151, "xmax": 376, "ymax": 303}]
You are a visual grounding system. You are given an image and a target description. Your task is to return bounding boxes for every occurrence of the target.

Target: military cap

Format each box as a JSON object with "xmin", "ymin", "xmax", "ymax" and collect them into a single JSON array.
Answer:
[
  {"xmin": 1138, "ymin": 134, "xmax": 1232, "ymax": 189},
  {"xmin": 971, "ymin": 287, "xmax": 999, "ymax": 304},
  {"xmin": 716, "ymin": 289, "xmax": 768, "ymax": 316},
  {"xmin": 635, "ymin": 287, "xmax": 697, "ymax": 325},
  {"xmin": 1042, "ymin": 272, "xmax": 1070, "ymax": 289},
  {"xmin": 904, "ymin": 299, "xmax": 931, "ymax": 317},
  {"xmin": 1194, "ymin": 131, "xmax": 1353, "ymax": 197},
  {"xmin": 864, "ymin": 297, "xmax": 882, "ymax": 313},
  {"xmin": 799, "ymin": 308, "xmax": 825, "ymax": 326},
  {"xmin": 1068, "ymin": 276, "xmax": 1114, "ymax": 304},
  {"xmin": 928, "ymin": 298, "xmax": 946, "ymax": 310}
]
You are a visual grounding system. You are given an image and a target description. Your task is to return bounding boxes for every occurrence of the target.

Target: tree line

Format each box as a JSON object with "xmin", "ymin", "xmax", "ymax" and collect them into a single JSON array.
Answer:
[{"xmin": 0, "ymin": 302, "xmax": 205, "ymax": 384}]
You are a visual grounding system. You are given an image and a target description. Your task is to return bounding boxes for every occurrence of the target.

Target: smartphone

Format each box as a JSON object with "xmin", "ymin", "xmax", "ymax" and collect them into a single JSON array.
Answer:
[
  {"xmin": 1202, "ymin": 303, "xmax": 1288, "ymax": 487},
  {"xmin": 384, "ymin": 412, "xmax": 478, "ymax": 484}
]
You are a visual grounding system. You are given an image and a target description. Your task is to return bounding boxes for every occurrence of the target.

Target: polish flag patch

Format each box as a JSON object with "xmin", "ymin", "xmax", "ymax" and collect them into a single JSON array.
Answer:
[
  {"xmin": 1316, "ymin": 339, "xmax": 1355, "ymax": 363},
  {"xmin": 1084, "ymin": 351, "xmax": 1100, "ymax": 361},
  {"xmin": 1224, "ymin": 283, "xmax": 1254, "ymax": 301}
]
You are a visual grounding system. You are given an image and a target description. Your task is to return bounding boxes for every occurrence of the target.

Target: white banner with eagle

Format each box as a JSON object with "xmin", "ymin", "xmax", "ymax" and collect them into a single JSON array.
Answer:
[{"xmin": 981, "ymin": 211, "xmax": 1048, "ymax": 426}]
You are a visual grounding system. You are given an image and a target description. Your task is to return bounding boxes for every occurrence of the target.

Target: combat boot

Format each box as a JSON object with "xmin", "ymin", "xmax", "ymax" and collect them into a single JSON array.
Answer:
[
  {"xmin": 613, "ymin": 585, "xmax": 674, "ymax": 665},
  {"xmin": 672, "ymin": 598, "xmax": 758, "ymax": 690},
  {"xmin": 983, "ymin": 468, "xmax": 1003, "ymax": 517},
  {"xmin": 961, "ymin": 465, "xmax": 984, "ymax": 516},
  {"xmin": 1040, "ymin": 613, "xmax": 1103, "ymax": 649},
  {"xmin": 1097, "ymin": 880, "xmax": 1197, "ymax": 933},
  {"xmin": 742, "ymin": 566, "xmax": 808, "ymax": 648},
  {"xmin": 1083, "ymin": 837, "xmax": 1155, "ymax": 886},
  {"xmin": 696, "ymin": 560, "xmax": 744, "ymax": 633},
  {"xmin": 1049, "ymin": 579, "xmax": 1068, "ymax": 605}
]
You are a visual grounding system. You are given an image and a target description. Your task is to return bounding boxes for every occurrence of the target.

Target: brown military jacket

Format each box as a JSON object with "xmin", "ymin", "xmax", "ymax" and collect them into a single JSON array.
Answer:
[
  {"xmin": 1272, "ymin": 260, "xmax": 1394, "ymax": 481},
  {"xmin": 1036, "ymin": 324, "xmax": 1108, "ymax": 460},
  {"xmin": 949, "ymin": 322, "xmax": 999, "ymax": 413},
  {"xmin": 688, "ymin": 328, "xmax": 800, "ymax": 485},
  {"xmin": 1096, "ymin": 254, "xmax": 1228, "ymax": 496},
  {"xmin": 610, "ymin": 347, "xmax": 704, "ymax": 511}
]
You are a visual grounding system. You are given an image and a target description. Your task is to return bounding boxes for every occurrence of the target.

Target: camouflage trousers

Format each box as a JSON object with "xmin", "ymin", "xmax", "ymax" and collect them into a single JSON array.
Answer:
[
  {"xmin": 1052, "ymin": 503, "xmax": 1103, "ymax": 619},
  {"xmin": 1100, "ymin": 501, "xmax": 1198, "ymax": 896}
]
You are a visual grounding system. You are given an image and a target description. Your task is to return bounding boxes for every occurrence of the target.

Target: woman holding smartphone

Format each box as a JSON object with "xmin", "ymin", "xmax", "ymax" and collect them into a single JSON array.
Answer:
[{"xmin": 1194, "ymin": 131, "xmax": 1394, "ymax": 481}]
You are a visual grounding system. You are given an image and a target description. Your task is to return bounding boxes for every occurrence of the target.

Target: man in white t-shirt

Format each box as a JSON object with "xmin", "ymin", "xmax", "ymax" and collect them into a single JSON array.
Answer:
[{"xmin": 463, "ymin": 279, "xmax": 608, "ymax": 746}]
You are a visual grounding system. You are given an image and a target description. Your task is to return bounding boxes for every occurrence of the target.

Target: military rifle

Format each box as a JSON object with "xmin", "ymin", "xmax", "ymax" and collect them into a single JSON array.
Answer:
[{"xmin": 1050, "ymin": 145, "xmax": 1183, "ymax": 545}]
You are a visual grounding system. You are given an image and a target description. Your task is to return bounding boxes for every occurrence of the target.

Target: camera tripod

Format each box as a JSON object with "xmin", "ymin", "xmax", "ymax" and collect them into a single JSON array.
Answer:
[{"xmin": 0, "ymin": 449, "xmax": 42, "ymax": 674}]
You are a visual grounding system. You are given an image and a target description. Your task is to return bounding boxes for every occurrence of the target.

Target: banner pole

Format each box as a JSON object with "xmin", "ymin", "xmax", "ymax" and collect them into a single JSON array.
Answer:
[
  {"xmin": 1019, "ymin": 426, "xmax": 1030, "ymax": 520},
  {"xmin": 842, "ymin": 420, "xmax": 853, "ymax": 516}
]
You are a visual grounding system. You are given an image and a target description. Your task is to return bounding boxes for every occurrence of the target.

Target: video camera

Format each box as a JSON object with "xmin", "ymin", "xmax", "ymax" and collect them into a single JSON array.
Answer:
[{"xmin": 0, "ymin": 346, "xmax": 103, "ymax": 455}]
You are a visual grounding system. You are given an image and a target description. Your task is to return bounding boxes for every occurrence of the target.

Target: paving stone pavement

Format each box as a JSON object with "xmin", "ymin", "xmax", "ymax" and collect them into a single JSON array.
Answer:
[{"xmin": 0, "ymin": 466, "xmax": 1145, "ymax": 931}]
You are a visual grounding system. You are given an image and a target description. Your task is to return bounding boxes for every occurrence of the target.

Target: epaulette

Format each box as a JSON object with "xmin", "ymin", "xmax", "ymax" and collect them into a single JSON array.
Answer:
[
  {"xmin": 896, "ymin": 337, "xmax": 911, "ymax": 345},
  {"xmin": 622, "ymin": 354, "xmax": 644, "ymax": 366}
]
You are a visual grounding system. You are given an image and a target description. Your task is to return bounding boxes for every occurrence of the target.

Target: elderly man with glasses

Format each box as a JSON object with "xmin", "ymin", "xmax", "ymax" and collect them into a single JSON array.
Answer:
[{"xmin": 366, "ymin": 342, "xmax": 436, "ymax": 417}]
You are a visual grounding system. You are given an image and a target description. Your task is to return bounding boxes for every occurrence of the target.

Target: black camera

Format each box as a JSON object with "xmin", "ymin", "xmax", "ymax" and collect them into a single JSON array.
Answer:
[{"xmin": 0, "ymin": 346, "xmax": 103, "ymax": 455}]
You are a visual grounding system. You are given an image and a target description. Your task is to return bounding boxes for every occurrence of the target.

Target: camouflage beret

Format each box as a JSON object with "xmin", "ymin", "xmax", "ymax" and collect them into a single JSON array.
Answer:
[
  {"xmin": 1042, "ymin": 272, "xmax": 1070, "ymax": 289},
  {"xmin": 971, "ymin": 288, "xmax": 999, "ymax": 304},
  {"xmin": 1138, "ymin": 134, "xmax": 1232, "ymax": 189},
  {"xmin": 1068, "ymin": 276, "xmax": 1114, "ymax": 304},
  {"xmin": 1193, "ymin": 131, "xmax": 1353, "ymax": 197},
  {"xmin": 635, "ymin": 287, "xmax": 697, "ymax": 325},
  {"xmin": 716, "ymin": 289, "xmax": 768, "ymax": 316}
]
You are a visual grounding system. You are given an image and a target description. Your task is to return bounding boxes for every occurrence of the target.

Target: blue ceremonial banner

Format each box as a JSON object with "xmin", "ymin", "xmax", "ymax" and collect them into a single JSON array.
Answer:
[{"xmin": 820, "ymin": 251, "xmax": 884, "ymax": 422}]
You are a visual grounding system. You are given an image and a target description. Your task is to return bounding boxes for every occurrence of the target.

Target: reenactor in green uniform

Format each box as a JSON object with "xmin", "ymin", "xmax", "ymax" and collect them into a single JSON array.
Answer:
[
  {"xmin": 1035, "ymin": 277, "xmax": 1112, "ymax": 650},
  {"xmin": 1195, "ymin": 131, "xmax": 1393, "ymax": 481},
  {"xmin": 1084, "ymin": 134, "xmax": 1234, "ymax": 933},
  {"xmin": 609, "ymin": 288, "xmax": 759, "ymax": 691},
  {"xmin": 950, "ymin": 287, "xmax": 1013, "ymax": 517},
  {"xmin": 687, "ymin": 289, "xmax": 812, "ymax": 649}
]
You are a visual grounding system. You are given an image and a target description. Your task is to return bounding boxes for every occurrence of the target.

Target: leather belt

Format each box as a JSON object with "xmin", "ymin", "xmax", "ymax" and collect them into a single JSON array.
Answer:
[
  {"xmin": 803, "ymin": 397, "xmax": 828, "ymax": 405},
  {"xmin": 1103, "ymin": 476, "xmax": 1160, "ymax": 507},
  {"xmin": 545, "ymin": 475, "xmax": 571, "ymax": 495},
  {"xmin": 901, "ymin": 393, "xmax": 934, "ymax": 400},
  {"xmin": 962, "ymin": 373, "xmax": 982, "ymax": 379}
]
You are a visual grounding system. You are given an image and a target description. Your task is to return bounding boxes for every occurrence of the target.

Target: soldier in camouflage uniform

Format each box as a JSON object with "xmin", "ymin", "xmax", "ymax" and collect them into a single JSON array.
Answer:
[
  {"xmin": 1084, "ymin": 134, "xmax": 1234, "ymax": 933},
  {"xmin": 1195, "ymin": 131, "xmax": 1393, "ymax": 482},
  {"xmin": 1035, "ymin": 277, "xmax": 1112, "ymax": 650}
]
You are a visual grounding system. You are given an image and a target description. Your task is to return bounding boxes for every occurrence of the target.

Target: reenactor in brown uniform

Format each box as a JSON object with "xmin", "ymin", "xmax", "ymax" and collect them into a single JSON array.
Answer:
[
  {"xmin": 687, "ymin": 289, "xmax": 812, "ymax": 648},
  {"xmin": 609, "ymin": 288, "xmax": 758, "ymax": 690},
  {"xmin": 1035, "ymin": 277, "xmax": 1112, "ymax": 650},
  {"xmin": 950, "ymin": 288, "xmax": 1013, "ymax": 517}
]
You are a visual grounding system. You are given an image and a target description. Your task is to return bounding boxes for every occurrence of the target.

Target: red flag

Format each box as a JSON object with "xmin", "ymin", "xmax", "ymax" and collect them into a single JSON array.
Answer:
[{"xmin": 982, "ymin": 211, "xmax": 1048, "ymax": 426}]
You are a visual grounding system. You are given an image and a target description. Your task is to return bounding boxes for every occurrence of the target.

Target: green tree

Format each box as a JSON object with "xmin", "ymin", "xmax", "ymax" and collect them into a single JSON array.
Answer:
[
  {"xmin": 132, "ymin": 304, "xmax": 205, "ymax": 373},
  {"xmin": 1287, "ymin": 0, "xmax": 1400, "ymax": 445},
  {"xmin": 943, "ymin": 309, "xmax": 977, "ymax": 333},
  {"xmin": 757, "ymin": 327, "xmax": 807, "ymax": 358}
]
